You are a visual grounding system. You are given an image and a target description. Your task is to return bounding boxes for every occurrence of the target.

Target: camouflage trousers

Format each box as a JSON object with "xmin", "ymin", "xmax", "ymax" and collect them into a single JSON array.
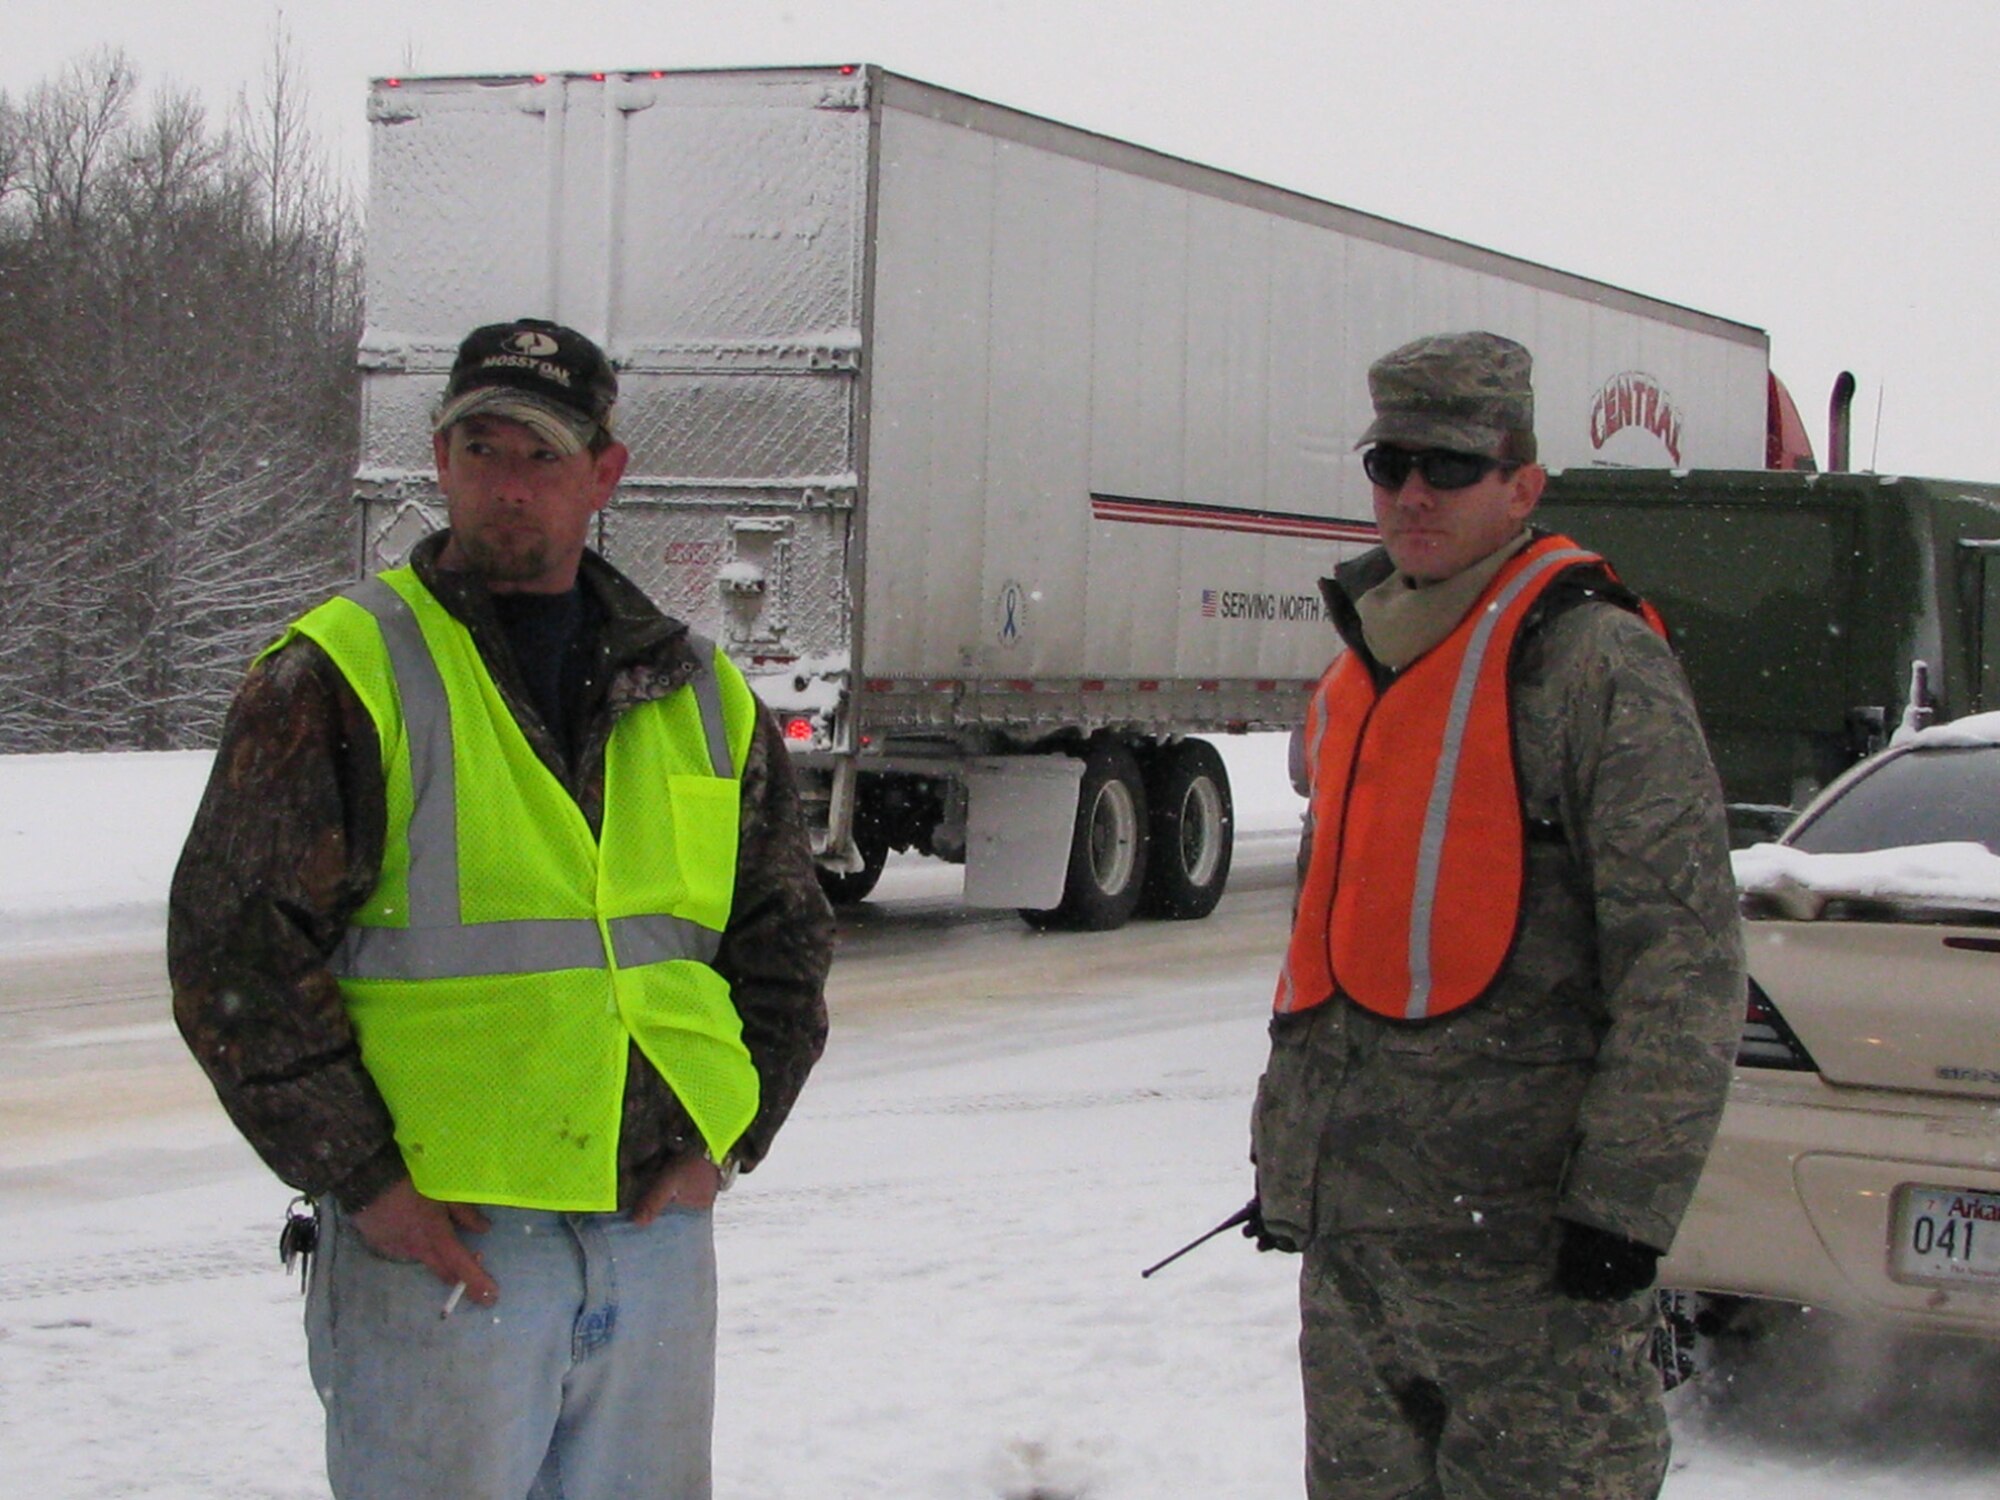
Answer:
[{"xmin": 1298, "ymin": 1223, "xmax": 1667, "ymax": 1500}]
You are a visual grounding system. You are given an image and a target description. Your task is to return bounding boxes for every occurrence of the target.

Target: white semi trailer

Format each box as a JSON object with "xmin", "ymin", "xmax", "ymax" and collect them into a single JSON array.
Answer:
[{"xmin": 357, "ymin": 65, "xmax": 1775, "ymax": 928}]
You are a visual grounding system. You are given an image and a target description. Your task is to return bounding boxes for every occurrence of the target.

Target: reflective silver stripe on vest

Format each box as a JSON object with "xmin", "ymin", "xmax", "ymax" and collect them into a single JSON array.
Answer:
[
  {"xmin": 1403, "ymin": 548, "xmax": 1590, "ymax": 1020},
  {"xmin": 347, "ymin": 576, "xmax": 461, "ymax": 929},
  {"xmin": 336, "ymin": 917, "xmax": 606, "ymax": 980},
  {"xmin": 334, "ymin": 912, "xmax": 720, "ymax": 979},
  {"xmin": 610, "ymin": 913, "xmax": 723, "ymax": 968},
  {"xmin": 685, "ymin": 633, "xmax": 734, "ymax": 779},
  {"xmin": 1305, "ymin": 672, "xmax": 1334, "ymax": 792},
  {"xmin": 329, "ymin": 581, "xmax": 735, "ymax": 983}
]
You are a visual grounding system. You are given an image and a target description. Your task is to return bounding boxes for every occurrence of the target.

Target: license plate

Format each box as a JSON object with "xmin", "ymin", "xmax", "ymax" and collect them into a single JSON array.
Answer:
[{"xmin": 1892, "ymin": 1186, "xmax": 2000, "ymax": 1284}]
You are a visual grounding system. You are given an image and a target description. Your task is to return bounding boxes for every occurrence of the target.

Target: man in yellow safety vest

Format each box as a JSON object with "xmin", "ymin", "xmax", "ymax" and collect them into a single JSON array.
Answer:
[{"xmin": 171, "ymin": 317, "xmax": 835, "ymax": 1500}]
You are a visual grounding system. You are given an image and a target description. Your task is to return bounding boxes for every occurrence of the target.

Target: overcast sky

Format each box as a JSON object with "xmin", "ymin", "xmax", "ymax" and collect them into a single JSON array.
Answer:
[{"xmin": 7, "ymin": 0, "xmax": 1998, "ymax": 481}]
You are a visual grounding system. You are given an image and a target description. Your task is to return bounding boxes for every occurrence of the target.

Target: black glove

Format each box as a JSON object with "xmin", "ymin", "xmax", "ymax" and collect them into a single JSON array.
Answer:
[
  {"xmin": 1554, "ymin": 1219, "xmax": 1661, "ymax": 1302},
  {"xmin": 1240, "ymin": 1197, "xmax": 1293, "ymax": 1254}
]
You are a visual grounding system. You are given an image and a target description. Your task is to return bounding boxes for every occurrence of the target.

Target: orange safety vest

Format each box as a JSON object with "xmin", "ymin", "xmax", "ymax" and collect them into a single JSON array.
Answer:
[{"xmin": 1274, "ymin": 535, "xmax": 1660, "ymax": 1022}]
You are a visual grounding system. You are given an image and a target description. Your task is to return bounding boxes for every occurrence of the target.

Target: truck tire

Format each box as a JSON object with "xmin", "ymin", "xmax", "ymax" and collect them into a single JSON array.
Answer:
[
  {"xmin": 1021, "ymin": 739, "xmax": 1150, "ymax": 931},
  {"xmin": 1138, "ymin": 739, "xmax": 1233, "ymax": 920}
]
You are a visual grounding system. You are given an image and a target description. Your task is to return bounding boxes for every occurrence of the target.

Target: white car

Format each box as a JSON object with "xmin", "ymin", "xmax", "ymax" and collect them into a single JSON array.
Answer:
[{"xmin": 1659, "ymin": 712, "xmax": 2000, "ymax": 1342}]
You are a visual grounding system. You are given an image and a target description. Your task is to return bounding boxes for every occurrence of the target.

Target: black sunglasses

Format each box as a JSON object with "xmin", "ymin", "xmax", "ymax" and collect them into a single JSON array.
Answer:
[{"xmin": 1362, "ymin": 445, "xmax": 1515, "ymax": 492}]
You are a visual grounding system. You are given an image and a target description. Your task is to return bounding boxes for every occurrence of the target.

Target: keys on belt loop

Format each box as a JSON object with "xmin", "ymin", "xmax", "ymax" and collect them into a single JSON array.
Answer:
[{"xmin": 278, "ymin": 1196, "xmax": 319, "ymax": 1292}]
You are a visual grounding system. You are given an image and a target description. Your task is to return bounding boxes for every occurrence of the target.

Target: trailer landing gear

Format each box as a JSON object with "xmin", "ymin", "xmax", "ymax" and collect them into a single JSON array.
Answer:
[{"xmin": 816, "ymin": 820, "xmax": 889, "ymax": 905}]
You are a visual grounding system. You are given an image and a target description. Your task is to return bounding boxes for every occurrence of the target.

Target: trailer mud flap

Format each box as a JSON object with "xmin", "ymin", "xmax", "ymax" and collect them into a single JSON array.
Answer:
[{"xmin": 961, "ymin": 756, "xmax": 1086, "ymax": 909}]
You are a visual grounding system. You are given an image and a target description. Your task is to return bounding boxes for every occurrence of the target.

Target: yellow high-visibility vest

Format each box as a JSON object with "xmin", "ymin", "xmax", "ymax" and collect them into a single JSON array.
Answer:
[{"xmin": 278, "ymin": 566, "xmax": 759, "ymax": 1210}]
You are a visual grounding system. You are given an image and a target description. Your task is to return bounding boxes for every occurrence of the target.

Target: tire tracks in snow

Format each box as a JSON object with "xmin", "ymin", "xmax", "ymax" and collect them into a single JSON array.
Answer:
[
  {"xmin": 810, "ymin": 1079, "xmax": 1243, "ymax": 1120},
  {"xmin": 0, "ymin": 1240, "xmax": 274, "ymax": 1303}
]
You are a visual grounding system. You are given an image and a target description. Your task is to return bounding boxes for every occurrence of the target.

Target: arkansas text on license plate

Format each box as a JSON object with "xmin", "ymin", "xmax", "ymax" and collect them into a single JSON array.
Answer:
[{"xmin": 1893, "ymin": 1186, "xmax": 2000, "ymax": 1284}]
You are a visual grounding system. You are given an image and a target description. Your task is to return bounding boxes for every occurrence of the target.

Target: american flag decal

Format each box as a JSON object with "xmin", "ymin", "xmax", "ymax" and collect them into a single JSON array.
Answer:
[{"xmin": 1200, "ymin": 589, "xmax": 1220, "ymax": 617}]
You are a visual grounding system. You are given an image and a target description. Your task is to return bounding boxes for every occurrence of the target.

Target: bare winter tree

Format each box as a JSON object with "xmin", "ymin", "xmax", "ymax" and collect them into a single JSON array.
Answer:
[
  {"xmin": 0, "ymin": 37, "xmax": 361, "ymax": 753},
  {"xmin": 237, "ymin": 24, "xmax": 329, "ymax": 256},
  {"xmin": 0, "ymin": 94, "xmax": 24, "ymax": 210},
  {"xmin": 17, "ymin": 49, "xmax": 136, "ymax": 241}
]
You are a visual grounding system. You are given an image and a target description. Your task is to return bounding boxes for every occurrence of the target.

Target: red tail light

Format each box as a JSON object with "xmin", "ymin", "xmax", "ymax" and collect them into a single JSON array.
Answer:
[
  {"xmin": 1738, "ymin": 977, "xmax": 1818, "ymax": 1072},
  {"xmin": 784, "ymin": 717, "xmax": 815, "ymax": 742}
]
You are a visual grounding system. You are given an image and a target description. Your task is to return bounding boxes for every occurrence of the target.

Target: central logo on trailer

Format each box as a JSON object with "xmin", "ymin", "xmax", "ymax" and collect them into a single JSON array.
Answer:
[{"xmin": 1589, "ymin": 371, "xmax": 1685, "ymax": 464}]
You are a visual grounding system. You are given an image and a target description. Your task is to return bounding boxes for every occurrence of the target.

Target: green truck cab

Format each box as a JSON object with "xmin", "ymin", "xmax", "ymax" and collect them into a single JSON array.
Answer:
[{"xmin": 1538, "ymin": 468, "xmax": 2000, "ymax": 842}]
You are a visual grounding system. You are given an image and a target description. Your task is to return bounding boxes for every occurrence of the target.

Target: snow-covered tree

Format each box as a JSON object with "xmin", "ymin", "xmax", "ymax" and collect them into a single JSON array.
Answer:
[{"xmin": 0, "ymin": 37, "xmax": 360, "ymax": 752}]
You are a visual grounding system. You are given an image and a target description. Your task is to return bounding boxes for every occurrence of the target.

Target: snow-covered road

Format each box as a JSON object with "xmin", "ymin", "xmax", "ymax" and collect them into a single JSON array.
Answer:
[{"xmin": 4, "ymin": 745, "xmax": 1999, "ymax": 1496}]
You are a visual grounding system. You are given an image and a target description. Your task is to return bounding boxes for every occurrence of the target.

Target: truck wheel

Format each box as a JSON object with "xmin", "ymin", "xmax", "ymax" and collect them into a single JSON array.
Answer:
[
  {"xmin": 1021, "ymin": 739, "xmax": 1150, "ymax": 931},
  {"xmin": 1138, "ymin": 739, "xmax": 1233, "ymax": 920},
  {"xmin": 816, "ymin": 815, "xmax": 890, "ymax": 905}
]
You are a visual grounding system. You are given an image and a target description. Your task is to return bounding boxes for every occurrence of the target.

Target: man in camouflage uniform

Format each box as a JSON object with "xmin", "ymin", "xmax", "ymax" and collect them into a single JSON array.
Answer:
[
  {"xmin": 1252, "ymin": 332, "xmax": 1743, "ymax": 1498},
  {"xmin": 170, "ymin": 318, "xmax": 834, "ymax": 1500}
]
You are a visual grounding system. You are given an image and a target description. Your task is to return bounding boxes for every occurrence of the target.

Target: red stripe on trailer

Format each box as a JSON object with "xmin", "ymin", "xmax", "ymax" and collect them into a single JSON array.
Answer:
[{"xmin": 1090, "ymin": 492, "xmax": 1376, "ymax": 543}]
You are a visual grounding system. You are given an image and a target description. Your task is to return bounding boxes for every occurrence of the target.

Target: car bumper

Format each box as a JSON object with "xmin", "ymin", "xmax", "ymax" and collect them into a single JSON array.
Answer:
[{"xmin": 1660, "ymin": 1068, "xmax": 2000, "ymax": 1337}]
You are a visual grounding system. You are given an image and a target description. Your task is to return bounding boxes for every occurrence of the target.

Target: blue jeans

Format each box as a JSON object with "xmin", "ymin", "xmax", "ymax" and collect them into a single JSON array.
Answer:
[{"xmin": 305, "ymin": 1201, "xmax": 717, "ymax": 1500}]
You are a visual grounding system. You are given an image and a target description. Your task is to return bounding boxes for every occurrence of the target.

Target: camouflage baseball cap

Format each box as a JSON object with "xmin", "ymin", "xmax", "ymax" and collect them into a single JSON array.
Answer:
[
  {"xmin": 434, "ymin": 317, "xmax": 618, "ymax": 456},
  {"xmin": 1357, "ymin": 331, "xmax": 1537, "ymax": 462}
]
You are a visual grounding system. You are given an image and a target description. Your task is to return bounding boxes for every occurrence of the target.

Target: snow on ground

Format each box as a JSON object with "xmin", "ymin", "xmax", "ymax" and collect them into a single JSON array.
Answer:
[
  {"xmin": 4, "ymin": 737, "xmax": 2000, "ymax": 1497},
  {"xmin": 0, "ymin": 749, "xmax": 213, "ymax": 949}
]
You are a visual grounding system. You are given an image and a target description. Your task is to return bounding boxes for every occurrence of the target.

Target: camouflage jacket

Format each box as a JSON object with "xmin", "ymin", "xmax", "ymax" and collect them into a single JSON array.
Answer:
[
  {"xmin": 169, "ymin": 532, "xmax": 834, "ymax": 1213},
  {"xmin": 1252, "ymin": 539, "xmax": 1745, "ymax": 1255}
]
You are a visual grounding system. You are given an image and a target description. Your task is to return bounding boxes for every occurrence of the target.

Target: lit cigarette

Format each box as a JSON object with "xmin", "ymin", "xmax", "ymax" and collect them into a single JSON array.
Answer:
[{"xmin": 441, "ymin": 1281, "xmax": 467, "ymax": 1320}]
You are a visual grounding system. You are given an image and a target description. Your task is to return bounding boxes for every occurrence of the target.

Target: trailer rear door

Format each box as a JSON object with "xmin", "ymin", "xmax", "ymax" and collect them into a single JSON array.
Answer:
[{"xmin": 360, "ymin": 69, "xmax": 868, "ymax": 748}]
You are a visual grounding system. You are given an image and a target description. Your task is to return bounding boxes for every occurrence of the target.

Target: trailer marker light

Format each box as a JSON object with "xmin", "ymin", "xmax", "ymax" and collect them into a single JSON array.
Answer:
[
  {"xmin": 784, "ymin": 717, "xmax": 815, "ymax": 742},
  {"xmin": 385, "ymin": 78, "xmax": 403, "ymax": 88},
  {"xmin": 591, "ymin": 73, "xmax": 606, "ymax": 82}
]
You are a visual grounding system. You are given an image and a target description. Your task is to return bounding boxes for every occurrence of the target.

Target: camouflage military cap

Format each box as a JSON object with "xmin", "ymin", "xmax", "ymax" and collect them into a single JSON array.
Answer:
[{"xmin": 1357, "ymin": 331, "xmax": 1537, "ymax": 462}]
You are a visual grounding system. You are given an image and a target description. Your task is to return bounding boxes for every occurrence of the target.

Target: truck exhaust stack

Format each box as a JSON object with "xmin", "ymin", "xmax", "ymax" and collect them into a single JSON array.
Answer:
[{"xmin": 1829, "ymin": 371, "xmax": 1857, "ymax": 472}]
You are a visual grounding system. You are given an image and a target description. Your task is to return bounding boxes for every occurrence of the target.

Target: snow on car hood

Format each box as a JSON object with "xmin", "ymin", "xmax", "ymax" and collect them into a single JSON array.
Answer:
[
  {"xmin": 1893, "ymin": 708, "xmax": 2000, "ymax": 749},
  {"xmin": 1733, "ymin": 841, "xmax": 2000, "ymax": 919}
]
